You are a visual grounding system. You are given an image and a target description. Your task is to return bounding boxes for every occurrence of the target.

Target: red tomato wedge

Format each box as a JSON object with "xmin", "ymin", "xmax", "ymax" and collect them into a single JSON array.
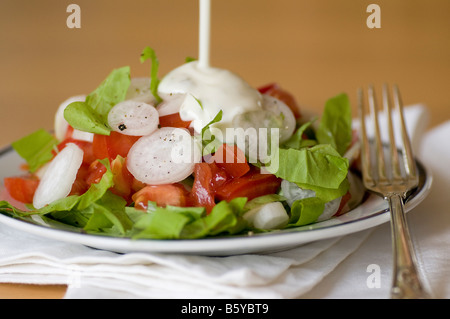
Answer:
[
  {"xmin": 189, "ymin": 163, "xmax": 218, "ymax": 213},
  {"xmin": 85, "ymin": 160, "xmax": 107, "ymax": 185},
  {"xmin": 110, "ymin": 156, "xmax": 134, "ymax": 202},
  {"xmin": 258, "ymin": 83, "xmax": 301, "ymax": 119},
  {"xmin": 215, "ymin": 168, "xmax": 282, "ymax": 202},
  {"xmin": 132, "ymin": 184, "xmax": 190, "ymax": 210},
  {"xmin": 4, "ymin": 176, "xmax": 40, "ymax": 204},
  {"xmin": 69, "ymin": 164, "xmax": 90, "ymax": 196},
  {"xmin": 334, "ymin": 191, "xmax": 352, "ymax": 217},
  {"xmin": 92, "ymin": 132, "xmax": 140, "ymax": 162},
  {"xmin": 209, "ymin": 144, "xmax": 250, "ymax": 179},
  {"xmin": 159, "ymin": 113, "xmax": 192, "ymax": 129}
]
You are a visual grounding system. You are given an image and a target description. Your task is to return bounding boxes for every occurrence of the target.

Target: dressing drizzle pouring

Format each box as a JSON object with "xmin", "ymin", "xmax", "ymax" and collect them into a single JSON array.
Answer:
[
  {"xmin": 198, "ymin": 0, "xmax": 211, "ymax": 69},
  {"xmin": 157, "ymin": 0, "xmax": 264, "ymax": 138}
]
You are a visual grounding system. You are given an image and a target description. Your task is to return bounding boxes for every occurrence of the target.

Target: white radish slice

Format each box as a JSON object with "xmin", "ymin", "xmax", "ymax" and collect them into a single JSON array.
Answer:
[
  {"xmin": 156, "ymin": 93, "xmax": 186, "ymax": 117},
  {"xmin": 281, "ymin": 179, "xmax": 315, "ymax": 207},
  {"xmin": 126, "ymin": 77, "xmax": 156, "ymax": 104},
  {"xmin": 316, "ymin": 196, "xmax": 341, "ymax": 222},
  {"xmin": 243, "ymin": 201, "xmax": 289, "ymax": 230},
  {"xmin": 33, "ymin": 143, "xmax": 84, "ymax": 209},
  {"xmin": 71, "ymin": 129, "xmax": 94, "ymax": 142},
  {"xmin": 108, "ymin": 100, "xmax": 159, "ymax": 136},
  {"xmin": 54, "ymin": 95, "xmax": 86, "ymax": 141},
  {"xmin": 262, "ymin": 94, "xmax": 296, "ymax": 143},
  {"xmin": 127, "ymin": 127, "xmax": 201, "ymax": 185}
]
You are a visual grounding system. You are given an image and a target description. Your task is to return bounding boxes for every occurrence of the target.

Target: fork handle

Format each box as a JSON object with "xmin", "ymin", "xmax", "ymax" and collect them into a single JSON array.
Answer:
[{"xmin": 387, "ymin": 194, "xmax": 431, "ymax": 299}]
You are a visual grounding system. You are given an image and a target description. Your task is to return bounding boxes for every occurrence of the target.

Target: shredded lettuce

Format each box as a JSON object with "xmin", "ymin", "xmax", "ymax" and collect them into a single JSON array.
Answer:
[
  {"xmin": 244, "ymin": 194, "xmax": 286, "ymax": 211},
  {"xmin": 11, "ymin": 129, "xmax": 59, "ymax": 172},
  {"xmin": 316, "ymin": 93, "xmax": 352, "ymax": 156},
  {"xmin": 129, "ymin": 197, "xmax": 248, "ymax": 239},
  {"xmin": 140, "ymin": 46, "xmax": 162, "ymax": 103},
  {"xmin": 270, "ymin": 144, "xmax": 349, "ymax": 190},
  {"xmin": 64, "ymin": 66, "xmax": 131, "ymax": 135},
  {"xmin": 200, "ymin": 110, "xmax": 223, "ymax": 156},
  {"xmin": 281, "ymin": 120, "xmax": 317, "ymax": 150},
  {"xmin": 288, "ymin": 197, "xmax": 325, "ymax": 226}
]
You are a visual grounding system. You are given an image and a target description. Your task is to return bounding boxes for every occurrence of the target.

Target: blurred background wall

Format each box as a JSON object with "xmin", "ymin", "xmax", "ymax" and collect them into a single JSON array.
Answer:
[{"xmin": 0, "ymin": 0, "xmax": 449, "ymax": 146}]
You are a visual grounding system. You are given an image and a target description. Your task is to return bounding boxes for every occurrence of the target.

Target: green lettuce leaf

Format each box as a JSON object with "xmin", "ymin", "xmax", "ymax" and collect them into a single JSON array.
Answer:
[
  {"xmin": 131, "ymin": 197, "xmax": 248, "ymax": 239},
  {"xmin": 244, "ymin": 194, "xmax": 286, "ymax": 211},
  {"xmin": 64, "ymin": 66, "xmax": 131, "ymax": 135},
  {"xmin": 288, "ymin": 197, "xmax": 325, "ymax": 226},
  {"xmin": 281, "ymin": 120, "xmax": 317, "ymax": 150},
  {"xmin": 316, "ymin": 93, "xmax": 352, "ymax": 156},
  {"xmin": 140, "ymin": 46, "xmax": 162, "ymax": 103},
  {"xmin": 200, "ymin": 110, "xmax": 223, "ymax": 155},
  {"xmin": 11, "ymin": 129, "xmax": 59, "ymax": 172},
  {"xmin": 270, "ymin": 144, "xmax": 349, "ymax": 190},
  {"xmin": 82, "ymin": 191, "xmax": 132, "ymax": 235}
]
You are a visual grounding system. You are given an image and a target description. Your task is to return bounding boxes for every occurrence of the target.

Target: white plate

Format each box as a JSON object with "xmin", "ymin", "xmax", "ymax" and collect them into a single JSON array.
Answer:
[{"xmin": 0, "ymin": 145, "xmax": 432, "ymax": 256}]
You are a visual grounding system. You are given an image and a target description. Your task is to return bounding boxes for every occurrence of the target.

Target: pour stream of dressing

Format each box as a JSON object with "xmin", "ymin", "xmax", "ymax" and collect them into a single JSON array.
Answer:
[{"xmin": 156, "ymin": 0, "xmax": 264, "ymax": 141}]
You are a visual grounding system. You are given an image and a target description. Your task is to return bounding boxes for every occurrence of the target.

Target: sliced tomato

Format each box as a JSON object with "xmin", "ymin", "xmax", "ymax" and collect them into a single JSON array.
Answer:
[
  {"xmin": 132, "ymin": 184, "xmax": 190, "ymax": 210},
  {"xmin": 189, "ymin": 163, "xmax": 217, "ymax": 213},
  {"xmin": 210, "ymin": 144, "xmax": 250, "ymax": 179},
  {"xmin": 110, "ymin": 156, "xmax": 134, "ymax": 202},
  {"xmin": 215, "ymin": 168, "xmax": 282, "ymax": 202},
  {"xmin": 4, "ymin": 175, "xmax": 40, "ymax": 204},
  {"xmin": 131, "ymin": 178, "xmax": 147, "ymax": 193},
  {"xmin": 85, "ymin": 160, "xmax": 107, "ymax": 185},
  {"xmin": 159, "ymin": 113, "xmax": 192, "ymax": 129},
  {"xmin": 92, "ymin": 132, "xmax": 140, "ymax": 162},
  {"xmin": 69, "ymin": 164, "xmax": 90, "ymax": 196},
  {"xmin": 334, "ymin": 191, "xmax": 352, "ymax": 217},
  {"xmin": 257, "ymin": 83, "xmax": 301, "ymax": 119}
]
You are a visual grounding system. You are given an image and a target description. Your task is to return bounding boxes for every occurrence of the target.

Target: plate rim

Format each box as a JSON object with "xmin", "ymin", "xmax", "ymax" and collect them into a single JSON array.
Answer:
[{"xmin": 0, "ymin": 145, "xmax": 433, "ymax": 256}]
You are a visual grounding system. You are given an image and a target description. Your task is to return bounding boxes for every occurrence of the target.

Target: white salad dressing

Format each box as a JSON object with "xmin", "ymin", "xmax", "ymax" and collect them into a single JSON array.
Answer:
[
  {"xmin": 158, "ymin": 61, "xmax": 263, "ymax": 137},
  {"xmin": 156, "ymin": 0, "xmax": 295, "ymax": 145}
]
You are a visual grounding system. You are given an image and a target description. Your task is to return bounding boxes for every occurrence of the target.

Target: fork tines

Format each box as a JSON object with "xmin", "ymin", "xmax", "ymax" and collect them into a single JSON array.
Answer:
[{"xmin": 357, "ymin": 84, "xmax": 418, "ymax": 196}]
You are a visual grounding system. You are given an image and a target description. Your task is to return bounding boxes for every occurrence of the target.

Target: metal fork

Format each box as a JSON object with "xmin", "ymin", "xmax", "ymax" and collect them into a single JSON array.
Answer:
[{"xmin": 358, "ymin": 84, "xmax": 431, "ymax": 299}]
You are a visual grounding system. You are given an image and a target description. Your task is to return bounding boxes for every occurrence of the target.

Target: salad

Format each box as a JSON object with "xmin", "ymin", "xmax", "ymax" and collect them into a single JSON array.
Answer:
[{"xmin": 0, "ymin": 47, "xmax": 364, "ymax": 240}]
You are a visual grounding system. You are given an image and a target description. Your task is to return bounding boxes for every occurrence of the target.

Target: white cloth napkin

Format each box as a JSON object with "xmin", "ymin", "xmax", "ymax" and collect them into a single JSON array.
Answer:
[{"xmin": 0, "ymin": 104, "xmax": 445, "ymax": 299}]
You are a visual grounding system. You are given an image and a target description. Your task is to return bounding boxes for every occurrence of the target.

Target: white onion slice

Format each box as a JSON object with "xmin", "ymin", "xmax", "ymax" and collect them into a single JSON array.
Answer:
[
  {"xmin": 126, "ymin": 77, "xmax": 156, "ymax": 104},
  {"xmin": 108, "ymin": 100, "xmax": 159, "ymax": 136},
  {"xmin": 316, "ymin": 197, "xmax": 341, "ymax": 222},
  {"xmin": 243, "ymin": 202, "xmax": 289, "ymax": 230},
  {"xmin": 127, "ymin": 127, "xmax": 201, "ymax": 185},
  {"xmin": 33, "ymin": 143, "xmax": 84, "ymax": 209},
  {"xmin": 156, "ymin": 93, "xmax": 186, "ymax": 117},
  {"xmin": 262, "ymin": 94, "xmax": 296, "ymax": 143},
  {"xmin": 54, "ymin": 95, "xmax": 86, "ymax": 141},
  {"xmin": 71, "ymin": 129, "xmax": 94, "ymax": 142}
]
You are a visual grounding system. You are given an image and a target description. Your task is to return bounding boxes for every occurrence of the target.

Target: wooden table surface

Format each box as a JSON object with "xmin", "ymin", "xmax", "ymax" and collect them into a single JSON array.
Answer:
[{"xmin": 0, "ymin": 0, "xmax": 449, "ymax": 299}]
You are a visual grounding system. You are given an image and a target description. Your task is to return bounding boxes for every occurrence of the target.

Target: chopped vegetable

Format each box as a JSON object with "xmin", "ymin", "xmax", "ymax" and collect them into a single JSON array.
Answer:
[
  {"xmin": 108, "ymin": 100, "xmax": 159, "ymax": 136},
  {"xmin": 243, "ymin": 201, "xmax": 289, "ymax": 230},
  {"xmin": 11, "ymin": 129, "xmax": 59, "ymax": 173},
  {"xmin": 64, "ymin": 66, "xmax": 131, "ymax": 135},
  {"xmin": 33, "ymin": 143, "xmax": 84, "ymax": 209},
  {"xmin": 126, "ymin": 127, "xmax": 201, "ymax": 185}
]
